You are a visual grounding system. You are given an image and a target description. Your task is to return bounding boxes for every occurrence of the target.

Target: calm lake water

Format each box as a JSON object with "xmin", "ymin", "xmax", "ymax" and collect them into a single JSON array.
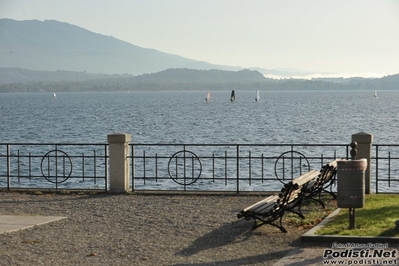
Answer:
[
  {"xmin": 0, "ymin": 90, "xmax": 398, "ymax": 192},
  {"xmin": 0, "ymin": 90, "xmax": 396, "ymax": 145}
]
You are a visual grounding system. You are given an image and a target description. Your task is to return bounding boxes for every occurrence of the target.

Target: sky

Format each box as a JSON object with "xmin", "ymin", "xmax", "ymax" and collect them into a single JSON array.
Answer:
[{"xmin": 1, "ymin": 0, "xmax": 399, "ymax": 78}]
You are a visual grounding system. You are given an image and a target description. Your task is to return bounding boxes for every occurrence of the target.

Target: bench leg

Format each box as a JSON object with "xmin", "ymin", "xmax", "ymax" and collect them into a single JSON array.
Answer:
[
  {"xmin": 286, "ymin": 199, "xmax": 306, "ymax": 219},
  {"xmin": 277, "ymin": 215, "xmax": 288, "ymax": 233},
  {"xmin": 251, "ymin": 216, "xmax": 288, "ymax": 233},
  {"xmin": 309, "ymin": 196, "xmax": 326, "ymax": 208},
  {"xmin": 324, "ymin": 189, "xmax": 336, "ymax": 199},
  {"xmin": 311, "ymin": 189, "xmax": 336, "ymax": 208},
  {"xmin": 287, "ymin": 208, "xmax": 305, "ymax": 219}
]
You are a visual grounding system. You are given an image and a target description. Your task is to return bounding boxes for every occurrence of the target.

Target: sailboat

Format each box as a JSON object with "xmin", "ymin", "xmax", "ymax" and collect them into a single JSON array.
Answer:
[
  {"xmin": 53, "ymin": 92, "xmax": 56, "ymax": 98},
  {"xmin": 205, "ymin": 91, "xmax": 211, "ymax": 103},
  {"xmin": 255, "ymin": 90, "xmax": 260, "ymax": 102},
  {"xmin": 374, "ymin": 90, "xmax": 378, "ymax": 98},
  {"xmin": 230, "ymin": 90, "xmax": 235, "ymax": 102}
]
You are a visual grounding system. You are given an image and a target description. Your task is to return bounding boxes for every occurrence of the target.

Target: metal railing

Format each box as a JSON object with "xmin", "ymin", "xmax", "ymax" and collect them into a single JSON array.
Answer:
[
  {"xmin": 0, "ymin": 143, "xmax": 108, "ymax": 191},
  {"xmin": 373, "ymin": 144, "xmax": 399, "ymax": 193},
  {"xmin": 1, "ymin": 142, "xmax": 399, "ymax": 193},
  {"xmin": 129, "ymin": 143, "xmax": 351, "ymax": 192}
]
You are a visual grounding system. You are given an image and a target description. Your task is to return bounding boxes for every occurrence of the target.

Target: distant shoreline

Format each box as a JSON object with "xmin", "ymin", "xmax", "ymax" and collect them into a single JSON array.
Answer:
[{"xmin": 1, "ymin": 68, "xmax": 398, "ymax": 93}]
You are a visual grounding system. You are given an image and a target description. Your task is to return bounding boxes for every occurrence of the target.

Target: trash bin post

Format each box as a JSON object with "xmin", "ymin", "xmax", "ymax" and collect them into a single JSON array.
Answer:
[
  {"xmin": 349, "ymin": 141, "xmax": 357, "ymax": 229},
  {"xmin": 337, "ymin": 142, "xmax": 367, "ymax": 230}
]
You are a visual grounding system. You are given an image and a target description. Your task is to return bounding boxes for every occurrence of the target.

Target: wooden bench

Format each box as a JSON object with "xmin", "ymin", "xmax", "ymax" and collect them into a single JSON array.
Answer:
[
  {"xmin": 237, "ymin": 169, "xmax": 321, "ymax": 233},
  {"xmin": 303, "ymin": 160, "xmax": 338, "ymax": 208},
  {"xmin": 284, "ymin": 169, "xmax": 323, "ymax": 218}
]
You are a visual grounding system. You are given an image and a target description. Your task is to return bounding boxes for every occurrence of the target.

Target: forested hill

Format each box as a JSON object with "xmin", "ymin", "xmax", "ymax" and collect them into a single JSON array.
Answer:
[
  {"xmin": 0, "ymin": 67, "xmax": 398, "ymax": 92},
  {"xmin": 0, "ymin": 68, "xmax": 269, "ymax": 92},
  {"xmin": 133, "ymin": 69, "xmax": 267, "ymax": 83},
  {"xmin": 0, "ymin": 67, "xmax": 265, "ymax": 84}
]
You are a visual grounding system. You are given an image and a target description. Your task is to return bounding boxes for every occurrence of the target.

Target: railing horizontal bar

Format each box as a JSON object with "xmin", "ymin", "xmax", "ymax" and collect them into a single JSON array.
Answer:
[
  {"xmin": 0, "ymin": 143, "xmax": 107, "ymax": 146},
  {"xmin": 131, "ymin": 143, "xmax": 349, "ymax": 147}
]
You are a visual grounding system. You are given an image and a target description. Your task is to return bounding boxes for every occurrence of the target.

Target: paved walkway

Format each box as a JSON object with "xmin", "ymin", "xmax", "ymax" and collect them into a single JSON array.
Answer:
[
  {"xmin": 1, "ymin": 212, "xmax": 398, "ymax": 266},
  {"xmin": 0, "ymin": 215, "xmax": 325, "ymax": 265},
  {"xmin": 273, "ymin": 248, "xmax": 326, "ymax": 266},
  {"xmin": 0, "ymin": 215, "xmax": 66, "ymax": 234}
]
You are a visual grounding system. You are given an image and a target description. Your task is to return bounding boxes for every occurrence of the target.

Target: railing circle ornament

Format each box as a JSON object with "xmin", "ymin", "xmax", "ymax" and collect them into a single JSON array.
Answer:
[
  {"xmin": 274, "ymin": 150, "xmax": 310, "ymax": 184},
  {"xmin": 168, "ymin": 150, "xmax": 202, "ymax": 186},
  {"xmin": 40, "ymin": 150, "xmax": 72, "ymax": 184}
]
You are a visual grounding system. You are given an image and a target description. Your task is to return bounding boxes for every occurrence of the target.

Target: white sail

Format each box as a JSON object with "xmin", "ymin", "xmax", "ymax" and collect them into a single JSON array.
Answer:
[
  {"xmin": 374, "ymin": 90, "xmax": 378, "ymax": 98},
  {"xmin": 53, "ymin": 92, "xmax": 56, "ymax": 98},
  {"xmin": 255, "ymin": 90, "xmax": 260, "ymax": 102},
  {"xmin": 230, "ymin": 90, "xmax": 235, "ymax": 102},
  {"xmin": 205, "ymin": 91, "xmax": 211, "ymax": 103}
]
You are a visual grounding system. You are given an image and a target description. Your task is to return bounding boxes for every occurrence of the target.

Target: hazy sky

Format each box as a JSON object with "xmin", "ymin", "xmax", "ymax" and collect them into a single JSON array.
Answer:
[{"xmin": 1, "ymin": 0, "xmax": 399, "ymax": 77}]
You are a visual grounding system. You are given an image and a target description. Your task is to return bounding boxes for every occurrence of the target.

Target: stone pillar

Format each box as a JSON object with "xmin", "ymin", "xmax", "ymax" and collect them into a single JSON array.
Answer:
[
  {"xmin": 352, "ymin": 132, "xmax": 373, "ymax": 194},
  {"xmin": 107, "ymin": 133, "xmax": 131, "ymax": 193}
]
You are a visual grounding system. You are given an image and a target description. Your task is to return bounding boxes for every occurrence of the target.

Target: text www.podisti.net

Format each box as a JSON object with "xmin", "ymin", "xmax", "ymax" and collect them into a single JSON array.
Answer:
[{"xmin": 322, "ymin": 243, "xmax": 397, "ymax": 265}]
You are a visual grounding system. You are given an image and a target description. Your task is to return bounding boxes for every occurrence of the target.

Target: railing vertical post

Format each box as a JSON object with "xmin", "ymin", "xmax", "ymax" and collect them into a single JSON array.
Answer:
[
  {"xmin": 107, "ymin": 133, "xmax": 132, "ymax": 193},
  {"xmin": 105, "ymin": 144, "xmax": 108, "ymax": 192},
  {"xmin": 7, "ymin": 144, "xmax": 10, "ymax": 190},
  {"xmin": 130, "ymin": 144, "xmax": 135, "ymax": 192},
  {"xmin": 375, "ymin": 145, "xmax": 379, "ymax": 193},
  {"xmin": 236, "ymin": 145, "xmax": 240, "ymax": 193},
  {"xmin": 352, "ymin": 132, "xmax": 373, "ymax": 194}
]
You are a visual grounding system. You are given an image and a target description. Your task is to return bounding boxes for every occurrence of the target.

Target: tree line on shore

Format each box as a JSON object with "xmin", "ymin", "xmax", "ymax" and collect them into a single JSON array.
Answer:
[{"xmin": 0, "ymin": 68, "xmax": 398, "ymax": 93}]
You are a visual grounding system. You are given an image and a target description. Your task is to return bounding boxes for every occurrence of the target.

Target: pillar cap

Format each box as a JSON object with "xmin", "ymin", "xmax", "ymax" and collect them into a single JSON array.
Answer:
[
  {"xmin": 352, "ymin": 132, "xmax": 373, "ymax": 143},
  {"xmin": 107, "ymin": 133, "xmax": 132, "ymax": 143}
]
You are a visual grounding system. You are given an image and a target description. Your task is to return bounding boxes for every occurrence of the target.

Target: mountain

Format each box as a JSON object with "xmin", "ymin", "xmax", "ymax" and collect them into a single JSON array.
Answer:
[
  {"xmin": 0, "ymin": 19, "xmax": 244, "ymax": 75},
  {"xmin": 0, "ymin": 19, "xmax": 327, "ymax": 78}
]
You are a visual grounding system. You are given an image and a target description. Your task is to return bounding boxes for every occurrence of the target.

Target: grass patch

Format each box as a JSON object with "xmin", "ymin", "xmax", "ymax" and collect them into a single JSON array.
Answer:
[
  {"xmin": 285, "ymin": 197, "xmax": 337, "ymax": 230},
  {"xmin": 316, "ymin": 194, "xmax": 399, "ymax": 237}
]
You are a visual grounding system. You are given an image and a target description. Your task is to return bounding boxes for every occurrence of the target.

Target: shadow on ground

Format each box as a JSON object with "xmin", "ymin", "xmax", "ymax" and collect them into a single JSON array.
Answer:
[{"xmin": 174, "ymin": 219, "xmax": 300, "ymax": 265}]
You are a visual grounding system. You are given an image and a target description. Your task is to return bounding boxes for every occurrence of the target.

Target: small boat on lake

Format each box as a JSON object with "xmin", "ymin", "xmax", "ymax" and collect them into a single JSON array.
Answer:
[
  {"xmin": 205, "ymin": 91, "xmax": 211, "ymax": 103},
  {"xmin": 230, "ymin": 90, "xmax": 235, "ymax": 102},
  {"xmin": 255, "ymin": 90, "xmax": 260, "ymax": 102}
]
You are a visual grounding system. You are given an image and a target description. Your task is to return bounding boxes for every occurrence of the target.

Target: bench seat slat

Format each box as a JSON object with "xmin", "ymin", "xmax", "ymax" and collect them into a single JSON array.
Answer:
[
  {"xmin": 291, "ymin": 169, "xmax": 320, "ymax": 187},
  {"xmin": 241, "ymin": 195, "xmax": 279, "ymax": 213},
  {"xmin": 250, "ymin": 204, "xmax": 278, "ymax": 216}
]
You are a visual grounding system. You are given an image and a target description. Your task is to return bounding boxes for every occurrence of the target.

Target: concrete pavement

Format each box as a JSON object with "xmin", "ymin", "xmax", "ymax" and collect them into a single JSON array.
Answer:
[
  {"xmin": 0, "ymin": 215, "xmax": 66, "ymax": 234},
  {"xmin": 1, "ymin": 209, "xmax": 398, "ymax": 266}
]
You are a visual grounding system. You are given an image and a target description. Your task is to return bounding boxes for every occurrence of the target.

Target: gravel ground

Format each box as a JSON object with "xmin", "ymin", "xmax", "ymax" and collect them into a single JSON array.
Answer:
[{"xmin": 0, "ymin": 191, "xmax": 360, "ymax": 265}]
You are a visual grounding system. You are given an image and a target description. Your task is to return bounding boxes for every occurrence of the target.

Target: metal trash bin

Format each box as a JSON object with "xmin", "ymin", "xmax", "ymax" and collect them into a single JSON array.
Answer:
[{"xmin": 337, "ymin": 158, "xmax": 367, "ymax": 208}]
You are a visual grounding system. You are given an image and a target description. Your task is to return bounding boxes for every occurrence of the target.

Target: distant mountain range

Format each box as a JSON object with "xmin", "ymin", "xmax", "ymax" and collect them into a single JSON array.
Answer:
[
  {"xmin": 1, "ymin": 18, "xmax": 398, "ymax": 93},
  {"xmin": 0, "ymin": 19, "xmax": 317, "ymax": 77}
]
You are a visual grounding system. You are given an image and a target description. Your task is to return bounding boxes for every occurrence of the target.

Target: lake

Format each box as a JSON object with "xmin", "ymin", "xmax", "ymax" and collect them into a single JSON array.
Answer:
[
  {"xmin": 0, "ymin": 90, "xmax": 395, "ymax": 145},
  {"xmin": 0, "ymin": 90, "xmax": 397, "ymax": 192}
]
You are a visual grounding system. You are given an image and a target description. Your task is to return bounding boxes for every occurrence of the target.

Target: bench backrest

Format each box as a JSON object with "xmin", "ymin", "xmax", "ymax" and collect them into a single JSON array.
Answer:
[
  {"xmin": 290, "ymin": 169, "xmax": 321, "ymax": 188},
  {"xmin": 315, "ymin": 160, "xmax": 338, "ymax": 188},
  {"xmin": 279, "ymin": 169, "xmax": 320, "ymax": 207}
]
